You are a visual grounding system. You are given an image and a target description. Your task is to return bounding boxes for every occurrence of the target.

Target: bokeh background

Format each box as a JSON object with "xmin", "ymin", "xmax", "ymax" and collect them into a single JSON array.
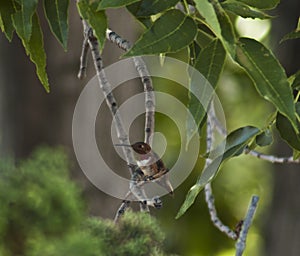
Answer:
[{"xmin": 0, "ymin": 1, "xmax": 299, "ymax": 255}]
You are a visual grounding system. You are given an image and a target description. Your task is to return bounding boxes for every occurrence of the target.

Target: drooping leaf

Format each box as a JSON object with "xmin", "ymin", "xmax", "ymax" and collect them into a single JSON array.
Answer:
[
  {"xmin": 280, "ymin": 18, "xmax": 300, "ymax": 43},
  {"xmin": 221, "ymin": 0, "xmax": 272, "ymax": 19},
  {"xmin": 255, "ymin": 129, "xmax": 273, "ymax": 147},
  {"xmin": 43, "ymin": 0, "xmax": 69, "ymax": 50},
  {"xmin": 125, "ymin": 9, "xmax": 197, "ymax": 56},
  {"xmin": 176, "ymin": 126, "xmax": 260, "ymax": 218},
  {"xmin": 211, "ymin": 126, "xmax": 260, "ymax": 158},
  {"xmin": 167, "ymin": 46, "xmax": 190, "ymax": 63},
  {"xmin": 77, "ymin": 0, "xmax": 107, "ymax": 52},
  {"xmin": 236, "ymin": 37, "xmax": 298, "ymax": 133},
  {"xmin": 291, "ymin": 70, "xmax": 300, "ymax": 90},
  {"xmin": 195, "ymin": 28, "xmax": 215, "ymax": 48},
  {"xmin": 210, "ymin": 0, "xmax": 236, "ymax": 57},
  {"xmin": 276, "ymin": 102, "xmax": 300, "ymax": 151},
  {"xmin": 97, "ymin": 0, "xmax": 140, "ymax": 10},
  {"xmin": 194, "ymin": 0, "xmax": 236, "ymax": 57},
  {"xmin": 0, "ymin": 1, "xmax": 16, "ymax": 41},
  {"xmin": 12, "ymin": 0, "xmax": 38, "ymax": 42},
  {"xmin": 194, "ymin": 0, "xmax": 221, "ymax": 40},
  {"xmin": 194, "ymin": 39, "xmax": 226, "ymax": 89},
  {"xmin": 132, "ymin": 0, "xmax": 179, "ymax": 17},
  {"xmin": 187, "ymin": 39, "xmax": 226, "ymax": 145},
  {"xmin": 280, "ymin": 30, "xmax": 300, "ymax": 42},
  {"xmin": 238, "ymin": 0, "xmax": 280, "ymax": 10},
  {"xmin": 126, "ymin": 3, "xmax": 152, "ymax": 29},
  {"xmin": 175, "ymin": 184, "xmax": 202, "ymax": 219},
  {"xmin": 23, "ymin": 14, "xmax": 50, "ymax": 92}
]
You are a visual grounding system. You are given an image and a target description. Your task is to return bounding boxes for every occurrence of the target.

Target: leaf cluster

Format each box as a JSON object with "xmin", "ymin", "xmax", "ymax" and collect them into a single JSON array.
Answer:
[
  {"xmin": 0, "ymin": 0, "xmax": 69, "ymax": 92},
  {"xmin": 1, "ymin": 0, "xmax": 300, "ymax": 218},
  {"xmin": 90, "ymin": 0, "xmax": 298, "ymax": 217}
]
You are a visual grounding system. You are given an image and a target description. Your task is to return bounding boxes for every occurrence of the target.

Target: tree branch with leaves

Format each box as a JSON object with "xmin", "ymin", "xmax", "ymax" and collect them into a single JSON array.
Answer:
[{"xmin": 1, "ymin": 0, "xmax": 300, "ymax": 255}]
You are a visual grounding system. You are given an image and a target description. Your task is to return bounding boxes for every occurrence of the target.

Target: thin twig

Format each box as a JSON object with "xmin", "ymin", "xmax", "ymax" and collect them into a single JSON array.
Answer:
[
  {"xmin": 79, "ymin": 20, "xmax": 153, "ymax": 215},
  {"xmin": 77, "ymin": 35, "xmax": 89, "ymax": 79},
  {"xmin": 206, "ymin": 103, "xmax": 260, "ymax": 253},
  {"xmin": 204, "ymin": 183, "xmax": 238, "ymax": 240},
  {"xmin": 82, "ymin": 21, "xmax": 135, "ymax": 173},
  {"xmin": 106, "ymin": 29, "xmax": 155, "ymax": 145},
  {"xmin": 235, "ymin": 195, "xmax": 259, "ymax": 256},
  {"xmin": 105, "ymin": 29, "xmax": 157, "ymax": 216},
  {"xmin": 244, "ymin": 147, "xmax": 300, "ymax": 164},
  {"xmin": 204, "ymin": 109, "xmax": 238, "ymax": 240}
]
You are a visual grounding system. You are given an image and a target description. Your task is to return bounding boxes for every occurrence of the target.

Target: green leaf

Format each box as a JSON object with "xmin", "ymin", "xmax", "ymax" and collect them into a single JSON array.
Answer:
[
  {"xmin": 98, "ymin": 0, "xmax": 140, "ymax": 10},
  {"xmin": 195, "ymin": 28, "xmax": 215, "ymax": 48},
  {"xmin": 125, "ymin": 9, "xmax": 197, "ymax": 56},
  {"xmin": 293, "ymin": 150, "xmax": 300, "ymax": 160},
  {"xmin": 280, "ymin": 18, "xmax": 300, "ymax": 43},
  {"xmin": 0, "ymin": 1, "xmax": 16, "ymax": 41},
  {"xmin": 236, "ymin": 38, "xmax": 298, "ymax": 133},
  {"xmin": 43, "ymin": 0, "xmax": 69, "ymax": 50},
  {"xmin": 194, "ymin": 39, "xmax": 226, "ymax": 88},
  {"xmin": 221, "ymin": 0, "xmax": 272, "ymax": 19},
  {"xmin": 255, "ymin": 129, "xmax": 273, "ymax": 147},
  {"xmin": 23, "ymin": 14, "xmax": 50, "ymax": 92},
  {"xmin": 210, "ymin": 0, "xmax": 236, "ymax": 57},
  {"xmin": 187, "ymin": 39, "xmax": 226, "ymax": 145},
  {"xmin": 195, "ymin": 0, "xmax": 236, "ymax": 57},
  {"xmin": 281, "ymin": 30, "xmax": 300, "ymax": 42},
  {"xmin": 291, "ymin": 70, "xmax": 300, "ymax": 90},
  {"xmin": 77, "ymin": 0, "xmax": 107, "ymax": 52},
  {"xmin": 12, "ymin": 0, "xmax": 38, "ymax": 42},
  {"xmin": 175, "ymin": 184, "xmax": 202, "ymax": 219},
  {"xmin": 237, "ymin": 0, "xmax": 280, "ymax": 10},
  {"xmin": 177, "ymin": 126, "xmax": 260, "ymax": 218},
  {"xmin": 132, "ymin": 0, "xmax": 179, "ymax": 17},
  {"xmin": 276, "ymin": 102, "xmax": 300, "ymax": 151},
  {"xmin": 194, "ymin": 0, "xmax": 221, "ymax": 40},
  {"xmin": 211, "ymin": 126, "xmax": 260, "ymax": 158},
  {"xmin": 126, "ymin": 3, "xmax": 152, "ymax": 29}
]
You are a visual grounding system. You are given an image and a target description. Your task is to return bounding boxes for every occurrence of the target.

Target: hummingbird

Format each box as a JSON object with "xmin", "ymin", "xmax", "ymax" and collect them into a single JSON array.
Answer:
[{"xmin": 115, "ymin": 142, "xmax": 174, "ymax": 195}]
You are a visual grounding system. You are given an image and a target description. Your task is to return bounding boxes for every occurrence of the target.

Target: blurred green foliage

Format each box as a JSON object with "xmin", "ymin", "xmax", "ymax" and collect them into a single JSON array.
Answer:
[
  {"xmin": 0, "ymin": 147, "xmax": 84, "ymax": 255},
  {"xmin": 0, "ymin": 147, "xmax": 170, "ymax": 256}
]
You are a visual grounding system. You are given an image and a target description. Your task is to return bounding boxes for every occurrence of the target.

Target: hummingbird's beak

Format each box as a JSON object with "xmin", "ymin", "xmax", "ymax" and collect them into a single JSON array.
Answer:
[
  {"xmin": 114, "ymin": 144, "xmax": 131, "ymax": 147},
  {"xmin": 156, "ymin": 174, "xmax": 174, "ymax": 197}
]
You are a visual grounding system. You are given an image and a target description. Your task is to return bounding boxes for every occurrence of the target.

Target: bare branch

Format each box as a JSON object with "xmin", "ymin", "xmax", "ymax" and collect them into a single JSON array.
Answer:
[
  {"xmin": 79, "ymin": 20, "xmax": 153, "ymax": 214},
  {"xmin": 204, "ymin": 183, "xmax": 238, "ymax": 240},
  {"xmin": 206, "ymin": 104, "xmax": 260, "ymax": 252},
  {"xmin": 204, "ymin": 110, "xmax": 238, "ymax": 240},
  {"xmin": 81, "ymin": 21, "xmax": 135, "ymax": 172},
  {"xmin": 77, "ymin": 35, "xmax": 89, "ymax": 79},
  {"xmin": 105, "ymin": 28, "xmax": 157, "ymax": 214},
  {"xmin": 106, "ymin": 29, "xmax": 155, "ymax": 145},
  {"xmin": 244, "ymin": 147, "xmax": 300, "ymax": 164},
  {"xmin": 235, "ymin": 195, "xmax": 259, "ymax": 256}
]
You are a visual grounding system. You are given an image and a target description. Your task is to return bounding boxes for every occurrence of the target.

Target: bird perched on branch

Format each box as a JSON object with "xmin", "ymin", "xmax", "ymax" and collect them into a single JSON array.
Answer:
[{"xmin": 116, "ymin": 142, "xmax": 174, "ymax": 195}]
